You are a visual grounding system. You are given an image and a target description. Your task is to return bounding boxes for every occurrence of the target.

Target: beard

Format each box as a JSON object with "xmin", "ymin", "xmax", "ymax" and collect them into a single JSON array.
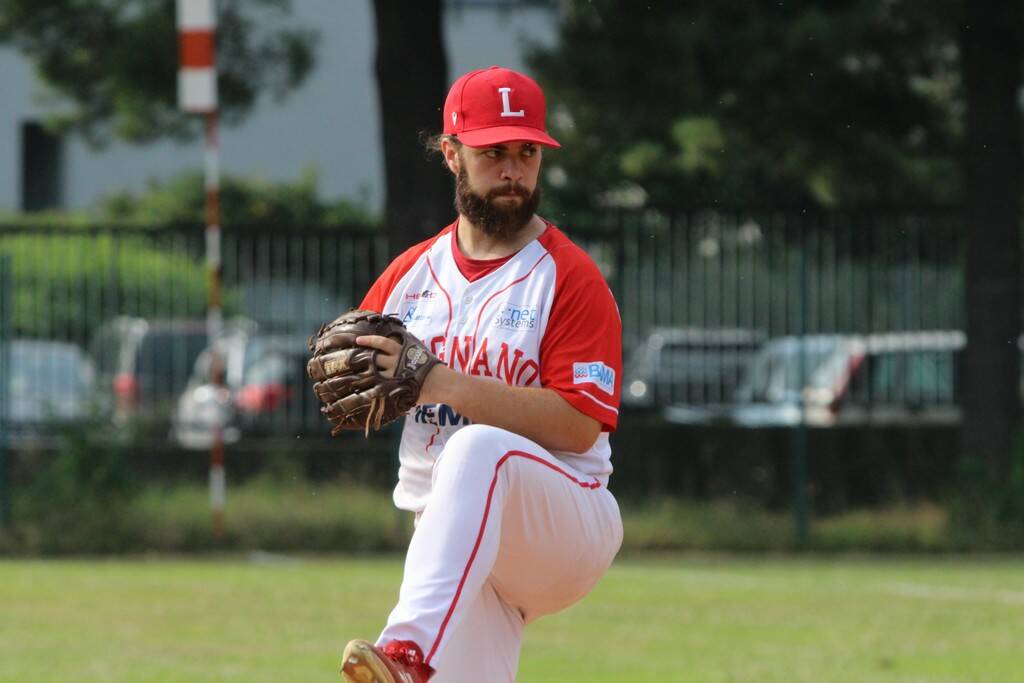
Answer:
[{"xmin": 455, "ymin": 166, "xmax": 541, "ymax": 241}]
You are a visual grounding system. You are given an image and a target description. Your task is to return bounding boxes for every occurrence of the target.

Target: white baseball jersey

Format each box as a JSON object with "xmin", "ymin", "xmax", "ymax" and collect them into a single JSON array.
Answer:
[{"xmin": 361, "ymin": 219, "xmax": 622, "ymax": 512}]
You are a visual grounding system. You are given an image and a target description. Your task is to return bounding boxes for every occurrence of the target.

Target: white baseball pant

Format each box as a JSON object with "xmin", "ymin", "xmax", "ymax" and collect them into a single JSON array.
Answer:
[{"xmin": 377, "ymin": 424, "xmax": 623, "ymax": 682}]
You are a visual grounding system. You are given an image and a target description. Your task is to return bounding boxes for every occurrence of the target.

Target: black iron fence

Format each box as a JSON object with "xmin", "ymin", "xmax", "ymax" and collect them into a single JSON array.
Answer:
[
  {"xmin": 594, "ymin": 208, "xmax": 963, "ymax": 344},
  {"xmin": 580, "ymin": 209, "xmax": 965, "ymax": 416},
  {"xmin": 0, "ymin": 209, "xmax": 967, "ymax": 447}
]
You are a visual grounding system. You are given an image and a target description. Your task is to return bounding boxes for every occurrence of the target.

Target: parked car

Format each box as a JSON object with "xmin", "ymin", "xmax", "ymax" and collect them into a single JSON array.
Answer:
[
  {"xmin": 622, "ymin": 326, "xmax": 765, "ymax": 410},
  {"xmin": 171, "ymin": 329, "xmax": 317, "ymax": 449},
  {"xmin": 1, "ymin": 339, "xmax": 97, "ymax": 445},
  {"xmin": 89, "ymin": 316, "xmax": 255, "ymax": 424},
  {"xmin": 843, "ymin": 331, "xmax": 965, "ymax": 425},
  {"xmin": 717, "ymin": 331, "xmax": 965, "ymax": 427}
]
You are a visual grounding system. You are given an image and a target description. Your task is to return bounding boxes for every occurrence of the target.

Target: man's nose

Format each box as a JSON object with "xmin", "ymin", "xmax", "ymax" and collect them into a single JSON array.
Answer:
[{"xmin": 499, "ymin": 157, "xmax": 524, "ymax": 182}]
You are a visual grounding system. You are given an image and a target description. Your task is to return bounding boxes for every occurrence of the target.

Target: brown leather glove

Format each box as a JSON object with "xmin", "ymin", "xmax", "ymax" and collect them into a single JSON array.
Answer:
[{"xmin": 307, "ymin": 309, "xmax": 440, "ymax": 435}]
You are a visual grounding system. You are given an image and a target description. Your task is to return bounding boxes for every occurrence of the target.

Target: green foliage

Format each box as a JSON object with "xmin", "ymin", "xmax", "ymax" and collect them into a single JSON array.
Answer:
[
  {"xmin": 671, "ymin": 117, "xmax": 726, "ymax": 176},
  {"xmin": 3, "ymin": 476, "xmax": 409, "ymax": 555},
  {"xmin": 130, "ymin": 476, "xmax": 409, "ymax": 553},
  {"xmin": 948, "ymin": 439, "xmax": 1024, "ymax": 549},
  {"xmin": 9, "ymin": 421, "xmax": 138, "ymax": 552},
  {"xmin": 530, "ymin": 1, "xmax": 963, "ymax": 212},
  {"xmin": 0, "ymin": 167, "xmax": 374, "ymax": 343},
  {"xmin": 0, "ymin": 209, "xmax": 97, "ymax": 228},
  {"xmin": 622, "ymin": 498, "xmax": 948, "ymax": 552},
  {"xmin": 0, "ymin": 231, "xmax": 218, "ymax": 343},
  {"xmin": 0, "ymin": 0, "xmax": 317, "ymax": 145},
  {"xmin": 810, "ymin": 503, "xmax": 948, "ymax": 551},
  {"xmin": 0, "ymin": 472, "xmax": 963, "ymax": 555},
  {"xmin": 622, "ymin": 498, "xmax": 794, "ymax": 550},
  {"xmin": 97, "ymin": 168, "xmax": 378, "ymax": 228}
]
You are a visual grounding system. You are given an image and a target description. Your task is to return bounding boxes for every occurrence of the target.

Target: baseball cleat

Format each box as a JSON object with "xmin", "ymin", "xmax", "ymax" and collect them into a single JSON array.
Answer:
[{"xmin": 340, "ymin": 639, "xmax": 434, "ymax": 683}]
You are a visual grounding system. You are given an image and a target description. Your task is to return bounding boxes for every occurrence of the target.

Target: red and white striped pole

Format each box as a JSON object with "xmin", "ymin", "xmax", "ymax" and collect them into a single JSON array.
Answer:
[{"xmin": 177, "ymin": 0, "xmax": 225, "ymax": 537}]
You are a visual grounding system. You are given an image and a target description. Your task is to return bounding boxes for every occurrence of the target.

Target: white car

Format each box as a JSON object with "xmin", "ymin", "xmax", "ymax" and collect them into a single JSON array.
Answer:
[
  {"xmin": 722, "ymin": 331, "xmax": 965, "ymax": 427},
  {"xmin": 170, "ymin": 330, "xmax": 313, "ymax": 449}
]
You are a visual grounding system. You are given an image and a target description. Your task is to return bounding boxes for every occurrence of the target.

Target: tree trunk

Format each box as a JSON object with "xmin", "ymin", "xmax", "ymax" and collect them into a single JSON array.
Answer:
[
  {"xmin": 372, "ymin": 0, "xmax": 452, "ymax": 256},
  {"xmin": 960, "ymin": 0, "xmax": 1023, "ymax": 477}
]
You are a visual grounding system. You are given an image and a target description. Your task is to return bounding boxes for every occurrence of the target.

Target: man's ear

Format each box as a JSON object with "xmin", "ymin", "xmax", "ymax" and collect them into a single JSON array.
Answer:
[{"xmin": 441, "ymin": 139, "xmax": 461, "ymax": 175}]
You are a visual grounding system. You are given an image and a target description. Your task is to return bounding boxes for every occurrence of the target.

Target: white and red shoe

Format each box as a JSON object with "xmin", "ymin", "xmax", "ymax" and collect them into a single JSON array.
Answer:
[{"xmin": 340, "ymin": 639, "xmax": 434, "ymax": 683}]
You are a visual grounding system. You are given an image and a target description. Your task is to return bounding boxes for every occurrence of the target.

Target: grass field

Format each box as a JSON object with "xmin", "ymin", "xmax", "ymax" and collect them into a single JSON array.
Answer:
[{"xmin": 1, "ymin": 553, "xmax": 1022, "ymax": 682}]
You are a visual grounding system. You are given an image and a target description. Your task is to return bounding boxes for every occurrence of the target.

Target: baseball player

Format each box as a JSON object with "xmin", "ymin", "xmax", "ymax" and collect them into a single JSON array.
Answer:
[{"xmin": 339, "ymin": 66, "xmax": 623, "ymax": 683}]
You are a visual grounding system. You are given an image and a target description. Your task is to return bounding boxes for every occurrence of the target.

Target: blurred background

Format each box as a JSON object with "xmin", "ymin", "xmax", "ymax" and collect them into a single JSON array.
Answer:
[{"xmin": 0, "ymin": 0, "xmax": 1022, "ymax": 556}]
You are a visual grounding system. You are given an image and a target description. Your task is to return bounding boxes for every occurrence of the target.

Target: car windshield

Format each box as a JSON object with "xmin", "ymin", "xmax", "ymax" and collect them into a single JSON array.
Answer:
[
  {"xmin": 134, "ymin": 330, "xmax": 208, "ymax": 396},
  {"xmin": 738, "ymin": 339, "xmax": 844, "ymax": 403},
  {"xmin": 865, "ymin": 349, "xmax": 958, "ymax": 404},
  {"xmin": 8, "ymin": 343, "xmax": 93, "ymax": 400}
]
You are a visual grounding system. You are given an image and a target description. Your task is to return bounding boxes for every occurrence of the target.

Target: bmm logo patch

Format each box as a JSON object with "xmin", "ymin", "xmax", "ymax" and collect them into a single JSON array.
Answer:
[{"xmin": 573, "ymin": 361, "xmax": 615, "ymax": 394}]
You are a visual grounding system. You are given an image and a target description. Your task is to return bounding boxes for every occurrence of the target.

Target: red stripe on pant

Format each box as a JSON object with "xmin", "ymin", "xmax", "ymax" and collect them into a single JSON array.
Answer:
[{"xmin": 425, "ymin": 450, "xmax": 601, "ymax": 666}]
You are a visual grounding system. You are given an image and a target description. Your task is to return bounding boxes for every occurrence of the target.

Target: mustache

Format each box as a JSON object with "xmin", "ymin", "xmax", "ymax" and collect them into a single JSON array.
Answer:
[{"xmin": 485, "ymin": 183, "xmax": 530, "ymax": 200}]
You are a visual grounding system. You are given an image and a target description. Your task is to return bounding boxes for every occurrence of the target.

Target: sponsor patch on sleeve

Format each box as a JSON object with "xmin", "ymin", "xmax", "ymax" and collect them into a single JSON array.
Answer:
[{"xmin": 572, "ymin": 361, "xmax": 615, "ymax": 395}]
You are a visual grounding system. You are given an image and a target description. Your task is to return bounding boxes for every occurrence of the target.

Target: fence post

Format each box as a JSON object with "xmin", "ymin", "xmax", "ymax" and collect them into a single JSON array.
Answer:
[
  {"xmin": 0, "ymin": 253, "xmax": 11, "ymax": 528},
  {"xmin": 793, "ymin": 223, "xmax": 810, "ymax": 547}
]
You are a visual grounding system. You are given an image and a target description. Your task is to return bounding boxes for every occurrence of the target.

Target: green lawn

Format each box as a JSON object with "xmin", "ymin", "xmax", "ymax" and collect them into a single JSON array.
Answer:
[{"xmin": 1, "ymin": 554, "xmax": 1022, "ymax": 682}]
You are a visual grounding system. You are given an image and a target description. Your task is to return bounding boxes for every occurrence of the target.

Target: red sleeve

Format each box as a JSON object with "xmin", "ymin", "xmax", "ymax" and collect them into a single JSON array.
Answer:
[
  {"xmin": 359, "ymin": 227, "xmax": 450, "ymax": 312},
  {"xmin": 359, "ymin": 265, "xmax": 398, "ymax": 313},
  {"xmin": 539, "ymin": 246, "xmax": 622, "ymax": 432}
]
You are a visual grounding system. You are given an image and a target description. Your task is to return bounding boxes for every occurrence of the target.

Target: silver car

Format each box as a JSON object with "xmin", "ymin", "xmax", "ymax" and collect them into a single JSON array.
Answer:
[
  {"xmin": 723, "ymin": 331, "xmax": 965, "ymax": 427},
  {"xmin": 1, "ymin": 339, "xmax": 97, "ymax": 445}
]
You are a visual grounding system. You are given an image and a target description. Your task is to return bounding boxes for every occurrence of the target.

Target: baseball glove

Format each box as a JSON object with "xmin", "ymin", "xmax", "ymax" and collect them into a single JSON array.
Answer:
[{"xmin": 307, "ymin": 309, "xmax": 441, "ymax": 436}]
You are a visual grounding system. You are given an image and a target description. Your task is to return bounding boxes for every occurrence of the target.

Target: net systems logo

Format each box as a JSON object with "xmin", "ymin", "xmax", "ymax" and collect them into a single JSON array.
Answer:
[{"xmin": 493, "ymin": 303, "xmax": 537, "ymax": 331}]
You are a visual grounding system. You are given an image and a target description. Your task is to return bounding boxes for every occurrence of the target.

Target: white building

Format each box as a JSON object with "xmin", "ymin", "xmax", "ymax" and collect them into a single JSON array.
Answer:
[{"xmin": 0, "ymin": 0, "xmax": 558, "ymax": 214}]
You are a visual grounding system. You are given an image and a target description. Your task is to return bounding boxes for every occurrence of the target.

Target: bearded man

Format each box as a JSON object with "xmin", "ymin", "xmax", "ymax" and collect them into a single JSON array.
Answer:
[{"xmin": 338, "ymin": 66, "xmax": 623, "ymax": 683}]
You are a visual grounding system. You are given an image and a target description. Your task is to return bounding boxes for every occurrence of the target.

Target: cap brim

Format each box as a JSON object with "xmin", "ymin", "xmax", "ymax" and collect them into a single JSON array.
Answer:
[{"xmin": 457, "ymin": 125, "xmax": 561, "ymax": 149}]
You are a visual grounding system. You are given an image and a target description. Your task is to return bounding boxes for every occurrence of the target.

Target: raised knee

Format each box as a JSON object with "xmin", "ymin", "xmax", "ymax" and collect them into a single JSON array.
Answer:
[
  {"xmin": 443, "ymin": 424, "xmax": 504, "ymax": 453},
  {"xmin": 437, "ymin": 425, "xmax": 509, "ymax": 473}
]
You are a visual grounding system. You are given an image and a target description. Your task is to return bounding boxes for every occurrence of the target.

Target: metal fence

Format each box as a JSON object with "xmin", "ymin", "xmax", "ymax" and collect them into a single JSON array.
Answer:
[
  {"xmin": 0, "ymin": 208, "xmax": 966, "ymax": 446},
  {"xmin": 578, "ymin": 208, "xmax": 963, "ymax": 343},
  {"xmin": 580, "ymin": 209, "xmax": 964, "ymax": 416}
]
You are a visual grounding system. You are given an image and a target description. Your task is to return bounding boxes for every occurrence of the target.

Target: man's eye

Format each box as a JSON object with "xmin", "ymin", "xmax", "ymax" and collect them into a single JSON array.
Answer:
[
  {"xmin": 484, "ymin": 149, "xmax": 501, "ymax": 158},
  {"xmin": 522, "ymin": 147, "xmax": 536, "ymax": 157}
]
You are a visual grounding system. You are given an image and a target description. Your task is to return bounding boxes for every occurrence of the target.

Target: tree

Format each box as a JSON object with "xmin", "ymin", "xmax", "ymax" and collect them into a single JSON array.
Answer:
[
  {"xmin": 532, "ymin": 0, "xmax": 1024, "ymax": 482},
  {"xmin": 529, "ymin": 1, "xmax": 961, "ymax": 212},
  {"xmin": 0, "ymin": 0, "xmax": 316, "ymax": 145},
  {"xmin": 97, "ymin": 169, "xmax": 376, "ymax": 228},
  {"xmin": 960, "ymin": 0, "xmax": 1022, "ymax": 477},
  {"xmin": 371, "ymin": 0, "xmax": 452, "ymax": 254},
  {"xmin": 1, "ymin": 0, "xmax": 453, "ymax": 254}
]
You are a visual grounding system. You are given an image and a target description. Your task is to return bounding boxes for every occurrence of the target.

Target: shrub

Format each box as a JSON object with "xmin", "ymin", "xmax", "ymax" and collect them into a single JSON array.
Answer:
[
  {"xmin": 0, "ymin": 231, "xmax": 236, "ymax": 343},
  {"xmin": 947, "ymin": 442, "xmax": 1024, "ymax": 550},
  {"xmin": 6, "ymin": 420, "xmax": 139, "ymax": 553},
  {"xmin": 97, "ymin": 168, "xmax": 378, "ymax": 229}
]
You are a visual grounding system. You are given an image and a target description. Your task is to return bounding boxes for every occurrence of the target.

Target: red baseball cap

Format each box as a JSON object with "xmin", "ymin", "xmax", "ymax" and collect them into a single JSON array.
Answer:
[{"xmin": 443, "ymin": 66, "xmax": 561, "ymax": 148}]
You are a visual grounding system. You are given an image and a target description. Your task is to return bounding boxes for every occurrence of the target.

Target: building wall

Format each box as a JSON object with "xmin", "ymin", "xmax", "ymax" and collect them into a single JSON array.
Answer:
[{"xmin": 0, "ymin": 0, "xmax": 558, "ymax": 214}]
